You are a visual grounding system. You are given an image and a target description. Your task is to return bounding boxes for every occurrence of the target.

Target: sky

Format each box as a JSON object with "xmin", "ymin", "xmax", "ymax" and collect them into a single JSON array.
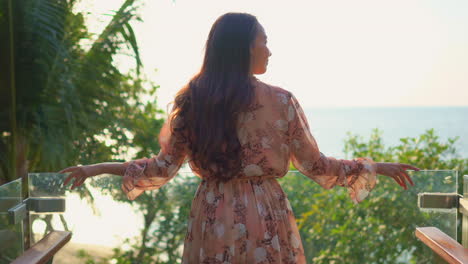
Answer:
[{"xmin": 78, "ymin": 0, "xmax": 468, "ymax": 110}]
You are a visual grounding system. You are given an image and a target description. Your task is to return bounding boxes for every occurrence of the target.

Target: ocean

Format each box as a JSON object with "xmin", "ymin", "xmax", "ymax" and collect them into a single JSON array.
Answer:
[{"xmin": 304, "ymin": 106, "xmax": 468, "ymax": 159}]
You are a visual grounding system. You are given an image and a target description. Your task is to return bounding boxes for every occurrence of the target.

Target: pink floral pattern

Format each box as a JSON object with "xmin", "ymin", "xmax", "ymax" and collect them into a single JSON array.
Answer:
[{"xmin": 121, "ymin": 79, "xmax": 377, "ymax": 263}]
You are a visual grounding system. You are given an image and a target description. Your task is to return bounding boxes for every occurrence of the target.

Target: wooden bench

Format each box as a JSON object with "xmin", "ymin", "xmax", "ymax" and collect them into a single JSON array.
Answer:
[
  {"xmin": 11, "ymin": 231, "xmax": 72, "ymax": 264},
  {"xmin": 416, "ymin": 227, "xmax": 468, "ymax": 264}
]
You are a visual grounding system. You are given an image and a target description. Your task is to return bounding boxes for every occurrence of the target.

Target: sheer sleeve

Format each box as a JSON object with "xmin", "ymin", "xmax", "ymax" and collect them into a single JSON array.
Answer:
[
  {"xmin": 121, "ymin": 116, "xmax": 188, "ymax": 200},
  {"xmin": 286, "ymin": 92, "xmax": 377, "ymax": 204}
]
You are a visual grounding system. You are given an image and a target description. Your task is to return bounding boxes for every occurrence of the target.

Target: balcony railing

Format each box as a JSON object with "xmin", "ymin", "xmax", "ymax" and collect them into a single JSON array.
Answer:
[{"xmin": 0, "ymin": 170, "xmax": 465, "ymax": 263}]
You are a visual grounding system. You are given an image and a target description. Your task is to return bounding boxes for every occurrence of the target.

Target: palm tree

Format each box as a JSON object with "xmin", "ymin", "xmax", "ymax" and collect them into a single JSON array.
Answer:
[
  {"xmin": 0, "ymin": 0, "xmax": 162, "ymax": 185},
  {"xmin": 0, "ymin": 0, "xmax": 166, "ymax": 255}
]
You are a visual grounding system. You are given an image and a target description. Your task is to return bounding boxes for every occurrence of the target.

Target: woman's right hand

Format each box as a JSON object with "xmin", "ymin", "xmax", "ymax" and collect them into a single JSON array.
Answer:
[
  {"xmin": 376, "ymin": 162, "xmax": 420, "ymax": 190},
  {"xmin": 59, "ymin": 164, "xmax": 101, "ymax": 190}
]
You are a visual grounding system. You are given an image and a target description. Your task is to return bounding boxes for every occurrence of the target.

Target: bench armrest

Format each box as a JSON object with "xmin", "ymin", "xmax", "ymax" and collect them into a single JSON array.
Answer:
[
  {"xmin": 11, "ymin": 231, "xmax": 72, "ymax": 264},
  {"xmin": 416, "ymin": 227, "xmax": 468, "ymax": 264}
]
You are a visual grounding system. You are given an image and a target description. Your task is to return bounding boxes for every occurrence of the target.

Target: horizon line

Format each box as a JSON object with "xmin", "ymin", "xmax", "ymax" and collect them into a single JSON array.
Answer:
[{"xmin": 303, "ymin": 105, "xmax": 468, "ymax": 110}]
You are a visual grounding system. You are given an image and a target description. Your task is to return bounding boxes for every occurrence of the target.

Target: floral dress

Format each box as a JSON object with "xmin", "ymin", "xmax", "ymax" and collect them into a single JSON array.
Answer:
[{"xmin": 121, "ymin": 79, "xmax": 377, "ymax": 264}]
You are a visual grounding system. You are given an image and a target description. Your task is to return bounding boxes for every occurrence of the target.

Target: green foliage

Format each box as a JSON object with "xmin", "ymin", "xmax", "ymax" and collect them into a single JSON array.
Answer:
[
  {"xmin": 0, "ymin": 0, "xmax": 161, "ymax": 184},
  {"xmin": 344, "ymin": 128, "xmax": 466, "ymax": 172},
  {"xmin": 0, "ymin": 3, "xmax": 170, "ymax": 262},
  {"xmin": 280, "ymin": 128, "xmax": 467, "ymax": 263}
]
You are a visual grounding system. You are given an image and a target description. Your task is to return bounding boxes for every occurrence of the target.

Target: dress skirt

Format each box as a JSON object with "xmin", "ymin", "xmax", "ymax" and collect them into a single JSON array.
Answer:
[{"xmin": 181, "ymin": 177, "xmax": 307, "ymax": 264}]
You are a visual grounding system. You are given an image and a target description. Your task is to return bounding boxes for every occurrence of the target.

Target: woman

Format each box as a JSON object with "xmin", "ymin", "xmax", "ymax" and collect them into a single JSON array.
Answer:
[{"xmin": 60, "ymin": 12, "xmax": 419, "ymax": 264}]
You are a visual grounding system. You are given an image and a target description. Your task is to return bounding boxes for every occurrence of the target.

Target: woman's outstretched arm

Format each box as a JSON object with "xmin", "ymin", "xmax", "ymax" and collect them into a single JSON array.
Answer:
[
  {"xmin": 59, "ymin": 162, "xmax": 126, "ymax": 190},
  {"xmin": 60, "ymin": 117, "xmax": 188, "ymax": 200},
  {"xmin": 286, "ymin": 92, "xmax": 419, "ymax": 203}
]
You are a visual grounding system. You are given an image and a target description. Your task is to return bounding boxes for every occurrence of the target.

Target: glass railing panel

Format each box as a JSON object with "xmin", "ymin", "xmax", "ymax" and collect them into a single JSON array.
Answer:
[
  {"xmin": 410, "ymin": 170, "xmax": 457, "ymax": 239},
  {"xmin": 28, "ymin": 172, "xmax": 66, "ymax": 246},
  {"xmin": 29, "ymin": 173, "xmax": 119, "ymax": 263},
  {"xmin": 461, "ymin": 175, "xmax": 468, "ymax": 248},
  {"xmin": 0, "ymin": 178, "xmax": 24, "ymax": 264}
]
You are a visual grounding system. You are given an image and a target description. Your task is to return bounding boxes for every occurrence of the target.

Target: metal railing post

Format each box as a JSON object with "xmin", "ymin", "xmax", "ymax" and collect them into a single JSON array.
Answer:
[{"xmin": 461, "ymin": 175, "xmax": 468, "ymax": 248}]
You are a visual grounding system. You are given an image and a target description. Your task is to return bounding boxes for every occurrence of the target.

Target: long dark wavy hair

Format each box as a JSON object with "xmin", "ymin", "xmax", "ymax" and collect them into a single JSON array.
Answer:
[{"xmin": 168, "ymin": 12, "xmax": 260, "ymax": 181}]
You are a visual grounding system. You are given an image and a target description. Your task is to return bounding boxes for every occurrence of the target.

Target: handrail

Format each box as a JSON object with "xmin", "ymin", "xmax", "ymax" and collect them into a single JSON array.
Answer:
[
  {"xmin": 11, "ymin": 231, "xmax": 72, "ymax": 264},
  {"xmin": 415, "ymin": 227, "xmax": 468, "ymax": 264}
]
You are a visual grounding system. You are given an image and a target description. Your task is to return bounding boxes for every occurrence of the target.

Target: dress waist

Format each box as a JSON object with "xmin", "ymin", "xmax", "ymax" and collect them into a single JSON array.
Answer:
[{"xmin": 200, "ymin": 175, "xmax": 279, "ymax": 183}]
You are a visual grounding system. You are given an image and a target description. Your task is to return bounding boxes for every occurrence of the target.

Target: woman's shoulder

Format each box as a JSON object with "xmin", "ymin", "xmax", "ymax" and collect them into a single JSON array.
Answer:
[{"xmin": 255, "ymin": 79, "xmax": 293, "ymax": 100}]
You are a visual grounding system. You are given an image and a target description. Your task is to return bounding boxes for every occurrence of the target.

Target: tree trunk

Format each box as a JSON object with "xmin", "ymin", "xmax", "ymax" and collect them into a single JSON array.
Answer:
[{"xmin": 135, "ymin": 204, "xmax": 157, "ymax": 263}]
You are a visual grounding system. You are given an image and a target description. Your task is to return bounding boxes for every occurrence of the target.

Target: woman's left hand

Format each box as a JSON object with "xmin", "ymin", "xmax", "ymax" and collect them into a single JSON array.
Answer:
[{"xmin": 376, "ymin": 162, "xmax": 420, "ymax": 190}]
